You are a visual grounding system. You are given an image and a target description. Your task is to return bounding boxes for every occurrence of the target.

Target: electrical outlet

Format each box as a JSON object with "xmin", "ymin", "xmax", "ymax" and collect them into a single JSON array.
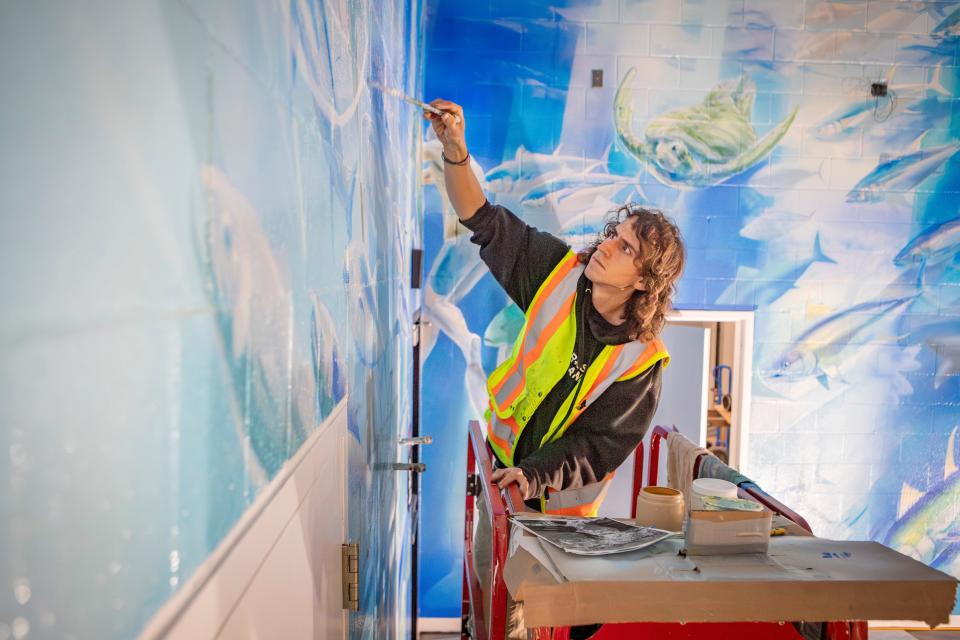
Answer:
[
  {"xmin": 592, "ymin": 69, "xmax": 603, "ymax": 88},
  {"xmin": 871, "ymin": 82, "xmax": 888, "ymax": 97}
]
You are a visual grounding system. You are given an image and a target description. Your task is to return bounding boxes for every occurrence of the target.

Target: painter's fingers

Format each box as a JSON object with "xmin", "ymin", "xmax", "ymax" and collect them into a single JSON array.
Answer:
[
  {"xmin": 491, "ymin": 467, "xmax": 528, "ymax": 499},
  {"xmin": 430, "ymin": 98, "xmax": 465, "ymax": 129},
  {"xmin": 430, "ymin": 98, "xmax": 463, "ymax": 117}
]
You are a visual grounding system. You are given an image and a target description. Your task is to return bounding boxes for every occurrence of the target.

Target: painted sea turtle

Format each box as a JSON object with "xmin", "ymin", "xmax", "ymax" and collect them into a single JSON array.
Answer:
[{"xmin": 614, "ymin": 68, "xmax": 797, "ymax": 188}]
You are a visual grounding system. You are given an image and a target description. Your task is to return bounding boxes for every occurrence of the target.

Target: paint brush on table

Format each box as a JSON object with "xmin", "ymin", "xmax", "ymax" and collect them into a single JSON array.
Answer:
[{"xmin": 371, "ymin": 83, "xmax": 461, "ymax": 124}]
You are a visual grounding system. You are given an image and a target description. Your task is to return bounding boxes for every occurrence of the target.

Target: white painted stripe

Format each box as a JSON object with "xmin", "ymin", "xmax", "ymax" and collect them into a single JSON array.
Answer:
[{"xmin": 417, "ymin": 617, "xmax": 461, "ymax": 633}]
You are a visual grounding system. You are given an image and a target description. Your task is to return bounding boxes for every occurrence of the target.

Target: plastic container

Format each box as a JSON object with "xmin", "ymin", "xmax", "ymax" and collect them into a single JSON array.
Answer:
[
  {"xmin": 690, "ymin": 477, "xmax": 738, "ymax": 511},
  {"xmin": 635, "ymin": 485, "xmax": 685, "ymax": 532},
  {"xmin": 685, "ymin": 509, "xmax": 773, "ymax": 555}
]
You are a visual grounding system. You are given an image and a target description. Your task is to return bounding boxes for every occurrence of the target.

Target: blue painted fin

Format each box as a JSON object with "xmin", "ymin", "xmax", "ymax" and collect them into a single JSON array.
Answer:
[{"xmin": 812, "ymin": 232, "xmax": 837, "ymax": 265}]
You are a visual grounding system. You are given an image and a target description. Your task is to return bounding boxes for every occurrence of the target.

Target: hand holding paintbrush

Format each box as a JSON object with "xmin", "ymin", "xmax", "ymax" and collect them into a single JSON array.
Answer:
[
  {"xmin": 369, "ymin": 84, "xmax": 467, "ymax": 162},
  {"xmin": 422, "ymin": 98, "xmax": 467, "ymax": 163}
]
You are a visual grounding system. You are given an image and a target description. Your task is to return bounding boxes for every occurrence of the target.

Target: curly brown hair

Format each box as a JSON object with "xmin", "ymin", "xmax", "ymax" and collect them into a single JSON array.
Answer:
[{"xmin": 576, "ymin": 204, "xmax": 685, "ymax": 342}]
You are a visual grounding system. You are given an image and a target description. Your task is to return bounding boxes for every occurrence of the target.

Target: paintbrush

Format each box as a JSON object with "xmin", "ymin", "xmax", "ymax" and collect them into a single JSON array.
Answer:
[{"xmin": 371, "ymin": 83, "xmax": 461, "ymax": 124}]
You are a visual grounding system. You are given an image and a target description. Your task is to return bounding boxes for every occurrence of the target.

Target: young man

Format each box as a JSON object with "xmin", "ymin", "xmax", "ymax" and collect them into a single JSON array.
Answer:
[{"xmin": 425, "ymin": 99, "xmax": 685, "ymax": 637}]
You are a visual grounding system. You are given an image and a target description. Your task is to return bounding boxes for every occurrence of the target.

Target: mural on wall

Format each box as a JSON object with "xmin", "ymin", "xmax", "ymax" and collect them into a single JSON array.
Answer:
[
  {"xmin": 420, "ymin": 0, "xmax": 960, "ymax": 617},
  {"xmin": 0, "ymin": 1, "xmax": 421, "ymax": 638}
]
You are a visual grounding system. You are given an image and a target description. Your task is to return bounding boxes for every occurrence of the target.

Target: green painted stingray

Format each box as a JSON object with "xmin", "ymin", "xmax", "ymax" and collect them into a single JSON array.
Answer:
[{"xmin": 614, "ymin": 69, "xmax": 798, "ymax": 188}]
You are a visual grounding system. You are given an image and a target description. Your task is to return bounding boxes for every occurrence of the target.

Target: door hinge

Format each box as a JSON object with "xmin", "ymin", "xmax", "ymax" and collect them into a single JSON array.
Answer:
[
  {"xmin": 466, "ymin": 473, "xmax": 481, "ymax": 498},
  {"xmin": 341, "ymin": 542, "xmax": 359, "ymax": 611}
]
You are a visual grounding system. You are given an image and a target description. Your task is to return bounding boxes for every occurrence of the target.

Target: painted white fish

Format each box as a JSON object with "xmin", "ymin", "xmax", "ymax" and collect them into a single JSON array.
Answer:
[
  {"xmin": 200, "ymin": 165, "xmax": 294, "ymax": 481},
  {"xmin": 764, "ymin": 286, "xmax": 922, "ymax": 389},
  {"xmin": 846, "ymin": 142, "xmax": 960, "ymax": 203},
  {"xmin": 615, "ymin": 70, "xmax": 798, "ymax": 188},
  {"xmin": 484, "ymin": 145, "xmax": 602, "ymax": 192},
  {"xmin": 421, "ymin": 140, "xmax": 494, "ymax": 417},
  {"xmin": 894, "ymin": 216, "xmax": 960, "ymax": 267},
  {"xmin": 422, "ymin": 139, "xmax": 487, "ymax": 240},
  {"xmin": 418, "ymin": 234, "xmax": 491, "ymax": 419},
  {"xmin": 520, "ymin": 173, "xmax": 635, "ymax": 206},
  {"xmin": 813, "ymin": 65, "xmax": 949, "ymax": 141}
]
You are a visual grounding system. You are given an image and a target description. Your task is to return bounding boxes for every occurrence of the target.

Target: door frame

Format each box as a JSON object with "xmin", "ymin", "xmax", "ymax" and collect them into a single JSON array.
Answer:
[{"xmin": 666, "ymin": 308, "xmax": 754, "ymax": 472}]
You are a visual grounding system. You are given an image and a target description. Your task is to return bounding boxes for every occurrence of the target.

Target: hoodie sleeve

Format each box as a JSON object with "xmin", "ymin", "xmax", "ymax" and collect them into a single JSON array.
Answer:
[
  {"xmin": 517, "ymin": 362, "xmax": 663, "ymax": 497},
  {"xmin": 460, "ymin": 200, "xmax": 571, "ymax": 311}
]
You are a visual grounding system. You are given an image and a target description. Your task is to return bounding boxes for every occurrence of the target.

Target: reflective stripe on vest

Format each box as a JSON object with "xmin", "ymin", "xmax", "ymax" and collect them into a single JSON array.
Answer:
[
  {"xmin": 541, "ymin": 473, "xmax": 614, "ymax": 517},
  {"xmin": 487, "ymin": 253, "xmax": 581, "ymax": 417},
  {"xmin": 485, "ymin": 250, "xmax": 671, "ymax": 516}
]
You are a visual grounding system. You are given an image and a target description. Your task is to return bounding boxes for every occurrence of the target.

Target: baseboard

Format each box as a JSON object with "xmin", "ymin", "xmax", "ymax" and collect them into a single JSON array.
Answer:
[
  {"xmin": 418, "ymin": 617, "xmax": 462, "ymax": 633},
  {"xmin": 139, "ymin": 399, "xmax": 348, "ymax": 639}
]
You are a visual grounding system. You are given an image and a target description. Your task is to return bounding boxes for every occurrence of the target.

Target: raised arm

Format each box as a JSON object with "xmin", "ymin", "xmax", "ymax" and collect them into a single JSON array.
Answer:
[{"xmin": 424, "ymin": 99, "xmax": 486, "ymax": 221}]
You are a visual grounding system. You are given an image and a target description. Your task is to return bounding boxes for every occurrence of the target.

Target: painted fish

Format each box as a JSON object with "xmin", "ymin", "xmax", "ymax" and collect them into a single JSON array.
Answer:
[
  {"xmin": 721, "ymin": 233, "xmax": 836, "ymax": 307},
  {"xmin": 885, "ymin": 427, "xmax": 960, "ymax": 564},
  {"xmin": 419, "ymin": 234, "xmax": 491, "ymax": 419},
  {"xmin": 764, "ymin": 287, "xmax": 922, "ymax": 389},
  {"xmin": 894, "ymin": 216, "xmax": 960, "ymax": 267},
  {"xmin": 813, "ymin": 65, "xmax": 949, "ymax": 141},
  {"xmin": 614, "ymin": 69, "xmax": 798, "ymax": 188},
  {"xmin": 200, "ymin": 165, "xmax": 298, "ymax": 481},
  {"xmin": 846, "ymin": 142, "xmax": 960, "ymax": 203},
  {"xmin": 484, "ymin": 145, "xmax": 601, "ymax": 192},
  {"xmin": 519, "ymin": 173, "xmax": 635, "ymax": 206},
  {"xmin": 422, "ymin": 139, "xmax": 487, "ymax": 240},
  {"xmin": 421, "ymin": 141, "xmax": 497, "ymax": 417}
]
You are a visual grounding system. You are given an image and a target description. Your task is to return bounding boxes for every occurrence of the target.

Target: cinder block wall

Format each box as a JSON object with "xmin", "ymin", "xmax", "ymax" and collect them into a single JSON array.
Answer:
[{"xmin": 420, "ymin": 0, "xmax": 960, "ymax": 618}]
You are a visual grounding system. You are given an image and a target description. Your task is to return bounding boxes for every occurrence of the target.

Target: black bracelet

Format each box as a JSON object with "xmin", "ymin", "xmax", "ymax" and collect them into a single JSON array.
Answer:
[{"xmin": 441, "ymin": 150, "xmax": 470, "ymax": 166}]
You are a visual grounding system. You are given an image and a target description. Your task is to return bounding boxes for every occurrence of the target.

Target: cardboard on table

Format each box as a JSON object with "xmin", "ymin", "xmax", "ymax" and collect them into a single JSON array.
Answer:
[{"xmin": 504, "ymin": 526, "xmax": 957, "ymax": 629}]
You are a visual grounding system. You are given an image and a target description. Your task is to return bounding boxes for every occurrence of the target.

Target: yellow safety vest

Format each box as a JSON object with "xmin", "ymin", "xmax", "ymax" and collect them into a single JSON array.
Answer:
[{"xmin": 485, "ymin": 251, "xmax": 670, "ymax": 516}]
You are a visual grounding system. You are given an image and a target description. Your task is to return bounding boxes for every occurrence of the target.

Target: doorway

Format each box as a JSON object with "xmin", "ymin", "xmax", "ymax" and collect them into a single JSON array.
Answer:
[{"xmin": 598, "ymin": 309, "xmax": 755, "ymax": 518}]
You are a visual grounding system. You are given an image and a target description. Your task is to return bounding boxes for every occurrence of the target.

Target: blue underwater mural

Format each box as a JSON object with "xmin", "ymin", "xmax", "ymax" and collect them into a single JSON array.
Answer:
[
  {"xmin": 0, "ymin": 1, "xmax": 422, "ymax": 638},
  {"xmin": 420, "ymin": 0, "xmax": 960, "ymax": 618}
]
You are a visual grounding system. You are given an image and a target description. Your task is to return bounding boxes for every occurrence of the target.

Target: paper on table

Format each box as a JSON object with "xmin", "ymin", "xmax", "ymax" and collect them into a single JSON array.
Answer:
[
  {"xmin": 539, "ymin": 537, "xmax": 693, "ymax": 583},
  {"xmin": 513, "ymin": 515, "xmax": 678, "ymax": 555}
]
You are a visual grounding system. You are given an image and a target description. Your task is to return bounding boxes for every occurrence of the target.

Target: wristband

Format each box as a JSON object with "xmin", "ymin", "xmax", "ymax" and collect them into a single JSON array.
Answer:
[{"xmin": 441, "ymin": 150, "xmax": 470, "ymax": 166}]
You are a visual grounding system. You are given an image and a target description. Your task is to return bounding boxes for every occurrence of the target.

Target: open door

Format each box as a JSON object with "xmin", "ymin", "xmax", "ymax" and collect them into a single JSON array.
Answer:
[{"xmin": 598, "ymin": 323, "xmax": 711, "ymax": 517}]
